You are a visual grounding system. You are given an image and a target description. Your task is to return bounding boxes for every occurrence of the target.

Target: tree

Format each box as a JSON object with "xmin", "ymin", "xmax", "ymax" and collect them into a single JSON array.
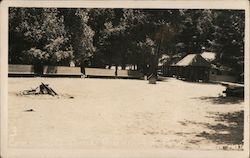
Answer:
[
  {"xmin": 9, "ymin": 8, "xmax": 73, "ymax": 65},
  {"xmin": 212, "ymin": 10, "xmax": 245, "ymax": 78},
  {"xmin": 60, "ymin": 8, "xmax": 96, "ymax": 67},
  {"xmin": 9, "ymin": 8, "xmax": 245, "ymax": 81}
]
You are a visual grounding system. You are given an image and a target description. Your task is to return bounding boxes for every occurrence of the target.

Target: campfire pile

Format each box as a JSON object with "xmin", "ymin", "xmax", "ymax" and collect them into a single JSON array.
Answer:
[{"xmin": 21, "ymin": 82, "xmax": 57, "ymax": 96}]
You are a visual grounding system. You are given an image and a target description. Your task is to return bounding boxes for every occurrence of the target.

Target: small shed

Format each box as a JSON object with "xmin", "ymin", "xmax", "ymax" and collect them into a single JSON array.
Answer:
[{"xmin": 172, "ymin": 54, "xmax": 211, "ymax": 82}]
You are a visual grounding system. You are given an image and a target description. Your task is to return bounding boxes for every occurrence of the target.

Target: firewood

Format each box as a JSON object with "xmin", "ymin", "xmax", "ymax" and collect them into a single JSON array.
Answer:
[{"xmin": 41, "ymin": 82, "xmax": 57, "ymax": 96}]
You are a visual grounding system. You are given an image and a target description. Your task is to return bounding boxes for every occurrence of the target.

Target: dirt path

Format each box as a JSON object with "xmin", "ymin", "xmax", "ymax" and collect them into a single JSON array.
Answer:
[{"xmin": 8, "ymin": 77, "xmax": 244, "ymax": 150}]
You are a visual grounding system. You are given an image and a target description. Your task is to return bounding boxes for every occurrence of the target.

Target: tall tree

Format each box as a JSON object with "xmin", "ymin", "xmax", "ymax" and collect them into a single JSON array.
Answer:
[
  {"xmin": 212, "ymin": 10, "xmax": 245, "ymax": 77},
  {"xmin": 9, "ymin": 8, "xmax": 73, "ymax": 65},
  {"xmin": 60, "ymin": 8, "xmax": 96, "ymax": 67},
  {"xmin": 9, "ymin": 8, "xmax": 245, "ymax": 80}
]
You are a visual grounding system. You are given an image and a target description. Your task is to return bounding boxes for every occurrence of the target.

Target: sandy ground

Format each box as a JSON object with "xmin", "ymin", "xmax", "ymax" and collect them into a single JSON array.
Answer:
[{"xmin": 8, "ymin": 77, "xmax": 244, "ymax": 150}]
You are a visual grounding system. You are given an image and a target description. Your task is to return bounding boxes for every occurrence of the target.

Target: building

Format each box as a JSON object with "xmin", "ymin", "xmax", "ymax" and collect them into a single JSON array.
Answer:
[
  {"xmin": 201, "ymin": 51, "xmax": 237, "ymax": 83},
  {"xmin": 171, "ymin": 54, "xmax": 211, "ymax": 82},
  {"xmin": 162, "ymin": 51, "xmax": 237, "ymax": 83}
]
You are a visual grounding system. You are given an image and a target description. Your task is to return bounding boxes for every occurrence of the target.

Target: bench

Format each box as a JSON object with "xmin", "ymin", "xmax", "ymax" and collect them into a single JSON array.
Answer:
[
  {"xmin": 85, "ymin": 68, "xmax": 116, "ymax": 77},
  {"xmin": 8, "ymin": 64, "xmax": 35, "ymax": 77},
  {"xmin": 117, "ymin": 70, "xmax": 143, "ymax": 79},
  {"xmin": 43, "ymin": 66, "xmax": 82, "ymax": 77}
]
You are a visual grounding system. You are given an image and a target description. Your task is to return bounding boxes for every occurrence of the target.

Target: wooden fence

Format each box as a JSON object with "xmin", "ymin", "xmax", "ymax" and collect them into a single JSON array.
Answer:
[
  {"xmin": 85, "ymin": 68, "xmax": 116, "ymax": 77},
  {"xmin": 8, "ymin": 65, "xmax": 143, "ymax": 79},
  {"xmin": 43, "ymin": 66, "xmax": 82, "ymax": 77},
  {"xmin": 85, "ymin": 68, "xmax": 143, "ymax": 79},
  {"xmin": 117, "ymin": 70, "xmax": 143, "ymax": 78},
  {"xmin": 8, "ymin": 64, "xmax": 35, "ymax": 76}
]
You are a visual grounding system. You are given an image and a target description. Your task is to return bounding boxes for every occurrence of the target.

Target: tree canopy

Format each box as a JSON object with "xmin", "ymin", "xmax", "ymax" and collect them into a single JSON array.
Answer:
[{"xmin": 9, "ymin": 8, "xmax": 245, "ymax": 78}]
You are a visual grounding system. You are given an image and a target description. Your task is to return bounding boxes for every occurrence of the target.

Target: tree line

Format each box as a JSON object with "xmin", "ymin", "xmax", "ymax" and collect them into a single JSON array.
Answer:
[{"xmin": 9, "ymin": 8, "xmax": 245, "ymax": 77}]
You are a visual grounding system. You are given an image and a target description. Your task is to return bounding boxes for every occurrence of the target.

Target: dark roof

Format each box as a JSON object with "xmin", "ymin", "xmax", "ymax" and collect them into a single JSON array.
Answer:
[{"xmin": 174, "ymin": 54, "xmax": 211, "ymax": 67}]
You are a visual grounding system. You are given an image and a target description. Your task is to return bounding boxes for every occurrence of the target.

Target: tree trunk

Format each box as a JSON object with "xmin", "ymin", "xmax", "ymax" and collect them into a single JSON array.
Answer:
[
  {"xmin": 115, "ymin": 65, "xmax": 118, "ymax": 77},
  {"xmin": 122, "ymin": 64, "xmax": 126, "ymax": 70}
]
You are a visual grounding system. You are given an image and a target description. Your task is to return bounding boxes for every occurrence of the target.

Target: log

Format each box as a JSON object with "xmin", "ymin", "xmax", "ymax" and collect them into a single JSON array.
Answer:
[{"xmin": 41, "ymin": 82, "xmax": 57, "ymax": 96}]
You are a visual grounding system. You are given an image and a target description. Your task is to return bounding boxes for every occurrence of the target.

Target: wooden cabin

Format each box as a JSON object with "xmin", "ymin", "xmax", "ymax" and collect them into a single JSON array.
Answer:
[{"xmin": 170, "ymin": 54, "xmax": 211, "ymax": 82}]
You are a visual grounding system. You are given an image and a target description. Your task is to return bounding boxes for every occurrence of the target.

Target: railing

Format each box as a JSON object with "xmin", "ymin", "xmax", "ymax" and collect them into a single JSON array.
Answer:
[
  {"xmin": 85, "ymin": 68, "xmax": 116, "ymax": 77},
  {"xmin": 117, "ymin": 70, "xmax": 143, "ymax": 78},
  {"xmin": 8, "ymin": 65, "xmax": 143, "ymax": 79},
  {"xmin": 8, "ymin": 64, "xmax": 35, "ymax": 76},
  {"xmin": 43, "ymin": 66, "xmax": 82, "ymax": 76}
]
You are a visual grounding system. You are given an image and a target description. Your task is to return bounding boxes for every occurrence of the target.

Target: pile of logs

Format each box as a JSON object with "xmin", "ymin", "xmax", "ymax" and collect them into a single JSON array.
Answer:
[
  {"xmin": 222, "ymin": 83, "xmax": 244, "ymax": 98},
  {"xmin": 21, "ymin": 82, "xmax": 57, "ymax": 96}
]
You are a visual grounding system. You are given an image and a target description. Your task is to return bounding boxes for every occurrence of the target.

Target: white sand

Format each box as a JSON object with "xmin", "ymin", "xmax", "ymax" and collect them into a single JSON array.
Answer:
[{"xmin": 8, "ymin": 77, "xmax": 244, "ymax": 150}]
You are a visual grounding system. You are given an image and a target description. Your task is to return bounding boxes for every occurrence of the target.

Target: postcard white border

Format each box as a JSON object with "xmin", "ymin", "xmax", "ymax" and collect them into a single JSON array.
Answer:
[{"xmin": 1, "ymin": 0, "xmax": 249, "ymax": 158}]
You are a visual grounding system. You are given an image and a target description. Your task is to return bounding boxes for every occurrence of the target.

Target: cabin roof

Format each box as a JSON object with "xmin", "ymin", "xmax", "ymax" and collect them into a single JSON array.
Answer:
[{"xmin": 174, "ymin": 54, "xmax": 211, "ymax": 67}]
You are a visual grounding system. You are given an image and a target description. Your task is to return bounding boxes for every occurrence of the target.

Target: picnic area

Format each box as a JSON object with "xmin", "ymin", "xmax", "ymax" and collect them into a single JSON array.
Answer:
[{"xmin": 8, "ymin": 77, "xmax": 244, "ymax": 150}]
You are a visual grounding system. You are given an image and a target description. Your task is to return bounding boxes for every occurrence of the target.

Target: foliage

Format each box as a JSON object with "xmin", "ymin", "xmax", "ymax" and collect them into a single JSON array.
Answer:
[
  {"xmin": 9, "ymin": 8, "xmax": 245, "ymax": 79},
  {"xmin": 9, "ymin": 8, "xmax": 73, "ymax": 65}
]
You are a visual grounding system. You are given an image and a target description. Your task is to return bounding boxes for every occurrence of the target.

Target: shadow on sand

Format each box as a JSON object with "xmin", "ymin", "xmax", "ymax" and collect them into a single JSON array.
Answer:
[
  {"xmin": 193, "ymin": 96, "xmax": 243, "ymax": 104},
  {"xmin": 179, "ymin": 110, "xmax": 244, "ymax": 146}
]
